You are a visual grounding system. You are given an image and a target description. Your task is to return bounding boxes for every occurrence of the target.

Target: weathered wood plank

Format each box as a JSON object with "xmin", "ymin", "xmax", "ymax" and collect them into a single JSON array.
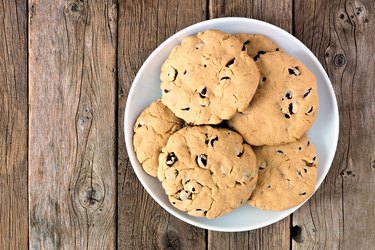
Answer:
[
  {"xmin": 29, "ymin": 0, "xmax": 117, "ymax": 248},
  {"xmin": 117, "ymin": 0, "xmax": 207, "ymax": 249},
  {"xmin": 0, "ymin": 0, "xmax": 28, "ymax": 249},
  {"xmin": 292, "ymin": 0, "xmax": 375, "ymax": 249},
  {"xmin": 208, "ymin": 1, "xmax": 292, "ymax": 249},
  {"xmin": 208, "ymin": 217, "xmax": 290, "ymax": 250},
  {"xmin": 209, "ymin": 0, "xmax": 292, "ymax": 32}
]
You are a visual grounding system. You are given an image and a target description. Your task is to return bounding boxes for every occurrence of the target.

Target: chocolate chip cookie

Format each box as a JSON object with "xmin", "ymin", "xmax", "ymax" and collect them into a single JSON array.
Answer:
[
  {"xmin": 160, "ymin": 30, "xmax": 260, "ymax": 125},
  {"xmin": 228, "ymin": 51, "xmax": 319, "ymax": 146},
  {"xmin": 249, "ymin": 136, "xmax": 318, "ymax": 211},
  {"xmin": 158, "ymin": 126, "xmax": 258, "ymax": 218},
  {"xmin": 133, "ymin": 99, "xmax": 184, "ymax": 177}
]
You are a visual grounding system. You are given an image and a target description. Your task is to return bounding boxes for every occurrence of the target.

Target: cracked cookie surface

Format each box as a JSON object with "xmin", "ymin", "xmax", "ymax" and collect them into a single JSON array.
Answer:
[
  {"xmin": 133, "ymin": 99, "xmax": 184, "ymax": 177},
  {"xmin": 160, "ymin": 30, "xmax": 260, "ymax": 125},
  {"xmin": 249, "ymin": 136, "xmax": 318, "ymax": 211},
  {"xmin": 235, "ymin": 33, "xmax": 280, "ymax": 60},
  {"xmin": 228, "ymin": 51, "xmax": 319, "ymax": 146},
  {"xmin": 158, "ymin": 126, "xmax": 258, "ymax": 219}
]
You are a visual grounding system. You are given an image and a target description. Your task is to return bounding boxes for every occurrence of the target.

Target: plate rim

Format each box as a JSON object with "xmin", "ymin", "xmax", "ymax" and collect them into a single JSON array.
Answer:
[{"xmin": 124, "ymin": 17, "xmax": 340, "ymax": 232}]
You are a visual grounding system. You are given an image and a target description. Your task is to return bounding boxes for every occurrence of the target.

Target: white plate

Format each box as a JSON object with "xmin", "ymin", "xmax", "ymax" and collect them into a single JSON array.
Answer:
[{"xmin": 124, "ymin": 17, "xmax": 339, "ymax": 232}]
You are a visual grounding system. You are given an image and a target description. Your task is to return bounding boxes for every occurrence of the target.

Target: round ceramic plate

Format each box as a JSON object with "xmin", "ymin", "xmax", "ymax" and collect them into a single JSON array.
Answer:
[{"xmin": 124, "ymin": 17, "xmax": 339, "ymax": 232}]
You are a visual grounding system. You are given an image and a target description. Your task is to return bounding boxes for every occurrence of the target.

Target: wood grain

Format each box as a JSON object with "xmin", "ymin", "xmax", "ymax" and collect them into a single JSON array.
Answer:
[
  {"xmin": 117, "ymin": 0, "xmax": 208, "ymax": 249},
  {"xmin": 209, "ymin": 0, "xmax": 292, "ymax": 32},
  {"xmin": 208, "ymin": 1, "xmax": 292, "ymax": 249},
  {"xmin": 0, "ymin": 0, "xmax": 28, "ymax": 249},
  {"xmin": 28, "ymin": 0, "xmax": 117, "ymax": 248},
  {"xmin": 292, "ymin": 0, "xmax": 375, "ymax": 249}
]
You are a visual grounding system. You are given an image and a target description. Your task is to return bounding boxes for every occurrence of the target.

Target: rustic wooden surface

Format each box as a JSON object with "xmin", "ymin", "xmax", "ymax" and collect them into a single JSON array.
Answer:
[
  {"xmin": 292, "ymin": 0, "xmax": 375, "ymax": 249},
  {"xmin": 0, "ymin": 0, "xmax": 28, "ymax": 249},
  {"xmin": 28, "ymin": 0, "xmax": 117, "ymax": 248},
  {"xmin": 0, "ymin": 0, "xmax": 374, "ymax": 249}
]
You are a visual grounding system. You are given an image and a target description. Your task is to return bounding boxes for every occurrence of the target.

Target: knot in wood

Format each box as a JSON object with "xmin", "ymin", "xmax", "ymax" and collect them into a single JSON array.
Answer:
[
  {"xmin": 79, "ymin": 183, "xmax": 103, "ymax": 209},
  {"xmin": 160, "ymin": 230, "xmax": 181, "ymax": 249},
  {"xmin": 340, "ymin": 169, "xmax": 355, "ymax": 177},
  {"xmin": 291, "ymin": 225, "xmax": 304, "ymax": 243},
  {"xmin": 355, "ymin": 7, "xmax": 363, "ymax": 16},
  {"xmin": 334, "ymin": 54, "xmax": 346, "ymax": 67},
  {"xmin": 64, "ymin": 1, "xmax": 85, "ymax": 17},
  {"xmin": 78, "ymin": 103, "xmax": 93, "ymax": 128}
]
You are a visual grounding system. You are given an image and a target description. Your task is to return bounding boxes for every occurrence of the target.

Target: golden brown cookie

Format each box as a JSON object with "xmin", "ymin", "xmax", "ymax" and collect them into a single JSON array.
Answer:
[
  {"xmin": 249, "ymin": 136, "xmax": 318, "ymax": 211},
  {"xmin": 133, "ymin": 99, "xmax": 183, "ymax": 177},
  {"xmin": 160, "ymin": 30, "xmax": 260, "ymax": 125},
  {"xmin": 228, "ymin": 51, "xmax": 319, "ymax": 146},
  {"xmin": 158, "ymin": 126, "xmax": 258, "ymax": 219}
]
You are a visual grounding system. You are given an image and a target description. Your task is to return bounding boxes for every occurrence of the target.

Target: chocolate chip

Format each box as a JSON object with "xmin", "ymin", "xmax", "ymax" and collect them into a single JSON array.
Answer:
[
  {"xmin": 237, "ymin": 151, "xmax": 244, "ymax": 157},
  {"xmin": 268, "ymin": 185, "xmax": 272, "ymax": 188},
  {"xmin": 243, "ymin": 40, "xmax": 250, "ymax": 45},
  {"xmin": 166, "ymin": 152, "xmax": 177, "ymax": 166},
  {"xmin": 163, "ymin": 89, "xmax": 170, "ymax": 93},
  {"xmin": 183, "ymin": 70, "xmax": 187, "ymax": 75},
  {"xmin": 137, "ymin": 123, "xmax": 142, "ymax": 128},
  {"xmin": 172, "ymin": 202, "xmax": 176, "ymax": 204},
  {"xmin": 285, "ymin": 91, "xmax": 293, "ymax": 99},
  {"xmin": 277, "ymin": 150, "xmax": 284, "ymax": 154},
  {"xmin": 298, "ymin": 171, "xmax": 302, "ymax": 177},
  {"xmin": 285, "ymin": 113, "xmax": 290, "ymax": 119},
  {"xmin": 276, "ymin": 48, "xmax": 280, "ymax": 51},
  {"xmin": 204, "ymin": 64, "xmax": 207, "ymax": 68},
  {"xmin": 179, "ymin": 190, "xmax": 192, "ymax": 200},
  {"xmin": 199, "ymin": 87, "xmax": 207, "ymax": 98},
  {"xmin": 253, "ymin": 51, "xmax": 266, "ymax": 61},
  {"xmin": 300, "ymin": 192, "xmax": 307, "ymax": 195},
  {"xmin": 288, "ymin": 67, "xmax": 300, "ymax": 76},
  {"xmin": 220, "ymin": 76, "xmax": 231, "ymax": 81},
  {"xmin": 305, "ymin": 159, "xmax": 315, "ymax": 167},
  {"xmin": 196, "ymin": 208, "xmax": 202, "ymax": 211},
  {"xmin": 307, "ymin": 141, "xmax": 310, "ymax": 146},
  {"xmin": 303, "ymin": 88, "xmax": 312, "ymax": 98},
  {"xmin": 262, "ymin": 77, "xmax": 267, "ymax": 82},
  {"xmin": 167, "ymin": 67, "xmax": 178, "ymax": 81},
  {"xmin": 298, "ymin": 147, "xmax": 302, "ymax": 150},
  {"xmin": 288, "ymin": 103, "xmax": 294, "ymax": 114},
  {"xmin": 304, "ymin": 168, "xmax": 307, "ymax": 173},
  {"xmin": 196, "ymin": 154, "xmax": 207, "ymax": 168},
  {"xmin": 192, "ymin": 187, "xmax": 195, "ymax": 192},
  {"xmin": 208, "ymin": 136, "xmax": 218, "ymax": 147},
  {"xmin": 181, "ymin": 107, "xmax": 190, "ymax": 111},
  {"xmin": 225, "ymin": 58, "xmax": 235, "ymax": 67},
  {"xmin": 259, "ymin": 160, "xmax": 266, "ymax": 170},
  {"xmin": 242, "ymin": 45, "xmax": 246, "ymax": 51},
  {"xmin": 312, "ymin": 156, "xmax": 316, "ymax": 161},
  {"xmin": 305, "ymin": 106, "xmax": 314, "ymax": 115}
]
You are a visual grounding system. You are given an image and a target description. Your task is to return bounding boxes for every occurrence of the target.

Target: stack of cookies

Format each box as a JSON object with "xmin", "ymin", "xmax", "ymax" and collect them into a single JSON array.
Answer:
[{"xmin": 133, "ymin": 30, "xmax": 319, "ymax": 219}]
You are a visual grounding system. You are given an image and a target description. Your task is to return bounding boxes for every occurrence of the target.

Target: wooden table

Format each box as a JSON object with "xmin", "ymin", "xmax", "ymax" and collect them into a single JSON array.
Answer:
[{"xmin": 1, "ymin": 0, "xmax": 374, "ymax": 249}]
